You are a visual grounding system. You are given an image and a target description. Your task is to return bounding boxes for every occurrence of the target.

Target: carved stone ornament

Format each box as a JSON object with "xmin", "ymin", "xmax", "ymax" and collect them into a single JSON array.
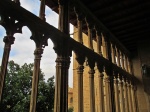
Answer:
[{"xmin": 0, "ymin": 15, "xmax": 23, "ymax": 36}]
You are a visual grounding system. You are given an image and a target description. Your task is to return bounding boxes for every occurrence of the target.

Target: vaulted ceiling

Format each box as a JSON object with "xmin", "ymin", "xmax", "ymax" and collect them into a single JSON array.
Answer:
[{"xmin": 46, "ymin": 0, "xmax": 150, "ymax": 54}]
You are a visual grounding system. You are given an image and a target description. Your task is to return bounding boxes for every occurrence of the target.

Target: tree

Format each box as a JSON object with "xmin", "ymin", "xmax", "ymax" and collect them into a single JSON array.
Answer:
[
  {"xmin": 0, "ymin": 60, "xmax": 54, "ymax": 112},
  {"xmin": 68, "ymin": 107, "xmax": 74, "ymax": 112}
]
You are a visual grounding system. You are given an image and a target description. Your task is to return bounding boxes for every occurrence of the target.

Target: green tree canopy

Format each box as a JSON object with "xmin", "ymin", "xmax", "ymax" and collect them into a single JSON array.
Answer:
[{"xmin": 0, "ymin": 60, "xmax": 54, "ymax": 112}]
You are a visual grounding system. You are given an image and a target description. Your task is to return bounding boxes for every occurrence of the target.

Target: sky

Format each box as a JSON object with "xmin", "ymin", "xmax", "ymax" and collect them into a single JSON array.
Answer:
[{"xmin": 0, "ymin": 0, "xmax": 73, "ymax": 87}]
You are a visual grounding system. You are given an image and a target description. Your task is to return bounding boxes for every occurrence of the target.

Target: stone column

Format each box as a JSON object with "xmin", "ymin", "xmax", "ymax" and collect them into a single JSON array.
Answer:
[
  {"xmin": 54, "ymin": 0, "xmax": 70, "ymax": 111},
  {"xmin": 104, "ymin": 71, "xmax": 112, "ymax": 112},
  {"xmin": 75, "ymin": 54, "xmax": 85, "ymax": 112},
  {"xmin": 116, "ymin": 47, "xmax": 120, "ymax": 67},
  {"xmin": 102, "ymin": 34, "xmax": 108, "ymax": 59},
  {"xmin": 54, "ymin": 55, "xmax": 70, "ymax": 112},
  {"xmin": 118, "ymin": 75, "xmax": 125, "ymax": 112},
  {"xmin": 120, "ymin": 52, "xmax": 124, "ymax": 69},
  {"xmin": 127, "ymin": 80, "xmax": 133, "ymax": 112},
  {"xmin": 39, "ymin": 0, "xmax": 46, "ymax": 21},
  {"xmin": 131, "ymin": 84, "xmax": 136, "ymax": 112},
  {"xmin": 86, "ymin": 19, "xmax": 93, "ymax": 50},
  {"xmin": 113, "ymin": 74, "xmax": 120, "ymax": 112},
  {"xmin": 29, "ymin": 47, "xmax": 43, "ymax": 112},
  {"xmin": 127, "ymin": 58, "xmax": 131, "ymax": 74},
  {"xmin": 74, "ymin": 9, "xmax": 83, "ymax": 44},
  {"xmin": 123, "ymin": 78, "xmax": 129, "ymax": 112},
  {"xmin": 96, "ymin": 30, "xmax": 102, "ymax": 55},
  {"xmin": 88, "ymin": 59, "xmax": 95, "ymax": 112},
  {"xmin": 111, "ymin": 44, "xmax": 116, "ymax": 64},
  {"xmin": 0, "ymin": 36, "xmax": 15, "ymax": 102},
  {"xmin": 124, "ymin": 56, "xmax": 128, "ymax": 72},
  {"xmin": 58, "ymin": 0, "xmax": 69, "ymax": 34},
  {"xmin": 97, "ymin": 64, "xmax": 104, "ymax": 112}
]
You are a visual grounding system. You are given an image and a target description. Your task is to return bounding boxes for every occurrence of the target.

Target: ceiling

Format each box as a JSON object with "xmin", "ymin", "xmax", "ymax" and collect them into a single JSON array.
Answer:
[{"xmin": 46, "ymin": 0, "xmax": 150, "ymax": 55}]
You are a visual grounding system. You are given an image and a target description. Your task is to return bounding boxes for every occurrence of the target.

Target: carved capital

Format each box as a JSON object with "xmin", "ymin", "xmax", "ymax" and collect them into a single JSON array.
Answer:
[
  {"xmin": 98, "ymin": 72, "xmax": 104, "ymax": 78},
  {"xmin": 113, "ymin": 77, "xmax": 118, "ymax": 84},
  {"xmin": 104, "ymin": 76, "xmax": 110, "ymax": 83},
  {"xmin": 56, "ymin": 56, "xmax": 70, "ymax": 69},
  {"xmin": 77, "ymin": 65, "xmax": 84, "ymax": 74},
  {"xmin": 34, "ymin": 47, "xmax": 44, "ymax": 60},
  {"xmin": 88, "ymin": 69, "xmax": 95, "ymax": 78},
  {"xmin": 30, "ymin": 30, "xmax": 49, "ymax": 48},
  {"xmin": 3, "ymin": 36, "xmax": 15, "ymax": 45}
]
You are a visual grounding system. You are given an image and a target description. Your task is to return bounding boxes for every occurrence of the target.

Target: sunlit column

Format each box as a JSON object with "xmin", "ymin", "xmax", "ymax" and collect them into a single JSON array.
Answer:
[
  {"xmin": 97, "ymin": 64, "xmax": 104, "ymax": 112},
  {"xmin": 127, "ymin": 80, "xmax": 133, "ymax": 112},
  {"xmin": 120, "ymin": 52, "xmax": 125, "ymax": 69},
  {"xmin": 86, "ymin": 20, "xmax": 94, "ymax": 50},
  {"xmin": 75, "ymin": 54, "xmax": 85, "ymax": 112},
  {"xmin": 88, "ymin": 59, "xmax": 95, "ymax": 112},
  {"xmin": 116, "ymin": 47, "xmax": 121, "ymax": 67},
  {"xmin": 131, "ymin": 84, "xmax": 137, "ymax": 112},
  {"xmin": 127, "ymin": 58, "xmax": 131, "ymax": 74},
  {"xmin": 124, "ymin": 56, "xmax": 128, "ymax": 72},
  {"xmin": 96, "ymin": 30, "xmax": 102, "ymax": 55},
  {"xmin": 113, "ymin": 73, "xmax": 120, "ymax": 112},
  {"xmin": 0, "ymin": 36, "xmax": 15, "ymax": 102},
  {"xmin": 104, "ymin": 69, "xmax": 112, "ymax": 112},
  {"xmin": 123, "ymin": 78, "xmax": 129, "ymax": 112},
  {"xmin": 111, "ymin": 44, "xmax": 116, "ymax": 64},
  {"xmin": 102, "ymin": 34, "xmax": 108, "ymax": 59},
  {"xmin": 118, "ymin": 75, "xmax": 125, "ymax": 112}
]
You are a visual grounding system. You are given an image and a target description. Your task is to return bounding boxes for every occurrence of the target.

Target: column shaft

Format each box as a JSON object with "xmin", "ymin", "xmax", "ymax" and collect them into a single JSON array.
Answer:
[
  {"xmin": 104, "ymin": 75, "xmax": 112, "ymax": 112},
  {"xmin": 89, "ymin": 69, "xmax": 95, "ymax": 112},
  {"xmin": 77, "ymin": 65, "xmax": 84, "ymax": 112},
  {"xmin": 77, "ymin": 20, "xmax": 83, "ymax": 44},
  {"xmin": 39, "ymin": 0, "xmax": 46, "ymax": 21},
  {"xmin": 127, "ymin": 82, "xmax": 133, "ymax": 112},
  {"xmin": 119, "ymin": 78, "xmax": 125, "ymax": 112},
  {"xmin": 111, "ymin": 44, "xmax": 116, "ymax": 64},
  {"xmin": 58, "ymin": 0, "xmax": 69, "ymax": 34},
  {"xmin": 54, "ymin": 56, "xmax": 70, "ymax": 112},
  {"xmin": 87, "ymin": 28, "xmax": 93, "ymax": 50},
  {"xmin": 131, "ymin": 85, "xmax": 136, "ymax": 112},
  {"xmin": 125, "ymin": 56, "xmax": 128, "ymax": 72},
  {"xmin": 124, "ymin": 80, "xmax": 129, "ymax": 112},
  {"xmin": 116, "ymin": 48, "xmax": 121, "ymax": 67},
  {"xmin": 114, "ymin": 76, "xmax": 120, "ymax": 112},
  {"xmin": 29, "ymin": 47, "xmax": 43, "ymax": 112},
  {"xmin": 96, "ymin": 32, "xmax": 102, "ymax": 55},
  {"xmin": 98, "ymin": 72, "xmax": 104, "ymax": 112},
  {"xmin": 121, "ymin": 53, "xmax": 124, "ymax": 69},
  {"xmin": 0, "ymin": 36, "xmax": 15, "ymax": 102},
  {"xmin": 102, "ymin": 35, "xmax": 108, "ymax": 59}
]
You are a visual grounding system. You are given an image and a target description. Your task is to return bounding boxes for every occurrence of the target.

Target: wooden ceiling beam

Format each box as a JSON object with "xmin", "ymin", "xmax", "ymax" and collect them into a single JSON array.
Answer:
[
  {"xmin": 103, "ymin": 10, "xmax": 150, "ymax": 27},
  {"xmin": 93, "ymin": 0, "xmax": 142, "ymax": 16},
  {"xmin": 120, "ymin": 33, "xmax": 150, "ymax": 42},
  {"xmin": 108, "ymin": 17, "xmax": 150, "ymax": 31},
  {"xmin": 115, "ymin": 24, "xmax": 150, "ymax": 36},
  {"xmin": 118, "ymin": 29, "xmax": 150, "ymax": 39},
  {"xmin": 101, "ymin": 1, "xmax": 150, "ymax": 22}
]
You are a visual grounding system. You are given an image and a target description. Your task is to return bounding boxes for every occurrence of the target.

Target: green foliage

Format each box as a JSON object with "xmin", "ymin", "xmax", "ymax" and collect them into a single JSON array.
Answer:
[
  {"xmin": 0, "ymin": 60, "xmax": 54, "ymax": 112},
  {"xmin": 68, "ymin": 107, "xmax": 74, "ymax": 112}
]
